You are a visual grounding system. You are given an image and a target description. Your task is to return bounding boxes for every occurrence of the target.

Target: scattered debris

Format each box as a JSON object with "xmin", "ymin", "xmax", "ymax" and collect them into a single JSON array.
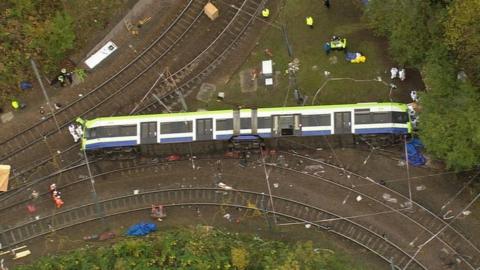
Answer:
[
  {"xmin": 133, "ymin": 189, "xmax": 139, "ymax": 195},
  {"xmin": 443, "ymin": 210, "xmax": 454, "ymax": 220},
  {"xmin": 273, "ymin": 183, "xmax": 279, "ymax": 188},
  {"xmin": 217, "ymin": 182, "xmax": 233, "ymax": 190},
  {"xmin": 402, "ymin": 201, "xmax": 412, "ymax": 209},
  {"xmin": 382, "ymin": 193, "xmax": 398, "ymax": 203},
  {"xmin": 223, "ymin": 213, "xmax": 232, "ymax": 221},
  {"xmin": 355, "ymin": 195, "xmax": 362, "ymax": 202},
  {"xmin": 304, "ymin": 164, "xmax": 324, "ymax": 171},
  {"xmin": 462, "ymin": 210, "xmax": 471, "ymax": 216},
  {"xmin": 305, "ymin": 224, "xmax": 311, "ymax": 229},
  {"xmin": 415, "ymin": 185, "xmax": 426, "ymax": 191},
  {"xmin": 397, "ymin": 160, "xmax": 406, "ymax": 167},
  {"xmin": 204, "ymin": 2, "xmax": 219, "ymax": 20},
  {"xmin": 30, "ymin": 190, "xmax": 39, "ymax": 199},
  {"xmin": 286, "ymin": 58, "xmax": 300, "ymax": 74},
  {"xmin": 409, "ymin": 237, "xmax": 418, "ymax": 247},
  {"xmin": 342, "ymin": 193, "xmax": 350, "ymax": 204}
]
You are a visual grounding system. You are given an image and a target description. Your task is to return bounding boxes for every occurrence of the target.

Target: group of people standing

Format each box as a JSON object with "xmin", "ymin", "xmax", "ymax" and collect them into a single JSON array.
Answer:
[
  {"xmin": 390, "ymin": 67, "xmax": 406, "ymax": 81},
  {"xmin": 68, "ymin": 123, "xmax": 84, "ymax": 143}
]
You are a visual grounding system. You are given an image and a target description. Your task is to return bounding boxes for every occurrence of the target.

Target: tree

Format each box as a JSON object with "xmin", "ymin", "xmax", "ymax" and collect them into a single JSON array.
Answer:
[
  {"xmin": 365, "ymin": 0, "xmax": 444, "ymax": 67},
  {"xmin": 33, "ymin": 11, "xmax": 75, "ymax": 71},
  {"xmin": 366, "ymin": 0, "xmax": 480, "ymax": 171},
  {"xmin": 418, "ymin": 45, "xmax": 480, "ymax": 170},
  {"xmin": 444, "ymin": 0, "xmax": 480, "ymax": 82}
]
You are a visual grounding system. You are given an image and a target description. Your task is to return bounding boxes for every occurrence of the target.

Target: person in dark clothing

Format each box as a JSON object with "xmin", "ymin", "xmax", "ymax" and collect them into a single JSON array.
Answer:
[
  {"xmin": 324, "ymin": 0, "xmax": 330, "ymax": 8},
  {"xmin": 50, "ymin": 68, "xmax": 73, "ymax": 87}
]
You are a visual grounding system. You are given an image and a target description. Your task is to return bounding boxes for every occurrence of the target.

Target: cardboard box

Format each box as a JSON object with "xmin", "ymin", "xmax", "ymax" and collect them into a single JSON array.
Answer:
[{"xmin": 204, "ymin": 2, "xmax": 219, "ymax": 20}]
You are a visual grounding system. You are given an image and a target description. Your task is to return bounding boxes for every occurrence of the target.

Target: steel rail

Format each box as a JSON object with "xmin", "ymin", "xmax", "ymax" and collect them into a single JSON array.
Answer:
[
  {"xmin": 1, "ymin": 0, "xmax": 260, "ymax": 190},
  {"xmin": 135, "ymin": 0, "xmax": 266, "ymax": 114},
  {"xmin": 0, "ymin": 188, "xmax": 427, "ymax": 269},
  {"xmin": 0, "ymin": 157, "xmax": 216, "ymax": 212},
  {"xmin": 0, "ymin": 0, "xmax": 203, "ymax": 162},
  {"xmin": 282, "ymin": 151, "xmax": 480, "ymax": 267},
  {"xmin": 271, "ymin": 152, "xmax": 480, "ymax": 269}
]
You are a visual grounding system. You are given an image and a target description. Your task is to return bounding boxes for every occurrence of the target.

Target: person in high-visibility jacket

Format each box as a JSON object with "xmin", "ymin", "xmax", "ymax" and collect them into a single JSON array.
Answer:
[
  {"xmin": 262, "ymin": 8, "xmax": 270, "ymax": 18},
  {"xmin": 306, "ymin": 16, "xmax": 314, "ymax": 28},
  {"xmin": 11, "ymin": 99, "xmax": 20, "ymax": 110},
  {"xmin": 11, "ymin": 98, "xmax": 25, "ymax": 110}
]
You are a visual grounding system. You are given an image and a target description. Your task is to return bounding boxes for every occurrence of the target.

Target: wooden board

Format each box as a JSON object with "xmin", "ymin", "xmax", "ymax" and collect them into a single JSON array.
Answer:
[
  {"xmin": 0, "ymin": 164, "xmax": 10, "ymax": 192},
  {"xmin": 204, "ymin": 2, "xmax": 219, "ymax": 20}
]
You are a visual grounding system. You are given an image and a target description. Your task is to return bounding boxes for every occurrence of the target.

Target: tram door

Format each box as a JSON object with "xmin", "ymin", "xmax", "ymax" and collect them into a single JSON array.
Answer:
[
  {"xmin": 334, "ymin": 112, "xmax": 352, "ymax": 134},
  {"xmin": 140, "ymin": 122, "xmax": 157, "ymax": 144},
  {"xmin": 196, "ymin": 118, "xmax": 213, "ymax": 141},
  {"xmin": 272, "ymin": 114, "xmax": 301, "ymax": 137}
]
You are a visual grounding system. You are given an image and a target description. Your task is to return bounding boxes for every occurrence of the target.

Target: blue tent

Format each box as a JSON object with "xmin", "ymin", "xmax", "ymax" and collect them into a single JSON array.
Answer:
[
  {"xmin": 407, "ymin": 138, "xmax": 426, "ymax": 166},
  {"xmin": 126, "ymin": 223, "xmax": 157, "ymax": 236}
]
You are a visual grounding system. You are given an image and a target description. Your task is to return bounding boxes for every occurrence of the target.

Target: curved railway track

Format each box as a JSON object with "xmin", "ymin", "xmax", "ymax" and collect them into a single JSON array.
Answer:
[
  {"xmin": 0, "ymin": 0, "xmax": 204, "ymax": 163},
  {"xmin": 276, "ymin": 151, "xmax": 480, "ymax": 269},
  {"xmin": 1, "ymin": 0, "xmax": 266, "ymax": 190},
  {"xmin": 0, "ymin": 188, "xmax": 426, "ymax": 270}
]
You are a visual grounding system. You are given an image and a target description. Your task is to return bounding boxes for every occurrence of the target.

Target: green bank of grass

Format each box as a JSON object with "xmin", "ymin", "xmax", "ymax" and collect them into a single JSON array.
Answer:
[{"xmin": 198, "ymin": 0, "xmax": 391, "ymax": 110}]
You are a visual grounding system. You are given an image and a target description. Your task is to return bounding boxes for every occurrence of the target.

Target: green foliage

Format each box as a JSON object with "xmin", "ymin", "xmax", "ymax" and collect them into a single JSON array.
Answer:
[
  {"xmin": 0, "ymin": 0, "xmax": 123, "ymax": 106},
  {"xmin": 365, "ymin": 0, "xmax": 480, "ymax": 170},
  {"xmin": 33, "ymin": 12, "xmax": 76, "ymax": 70},
  {"xmin": 231, "ymin": 247, "xmax": 249, "ymax": 270},
  {"xmin": 365, "ymin": 0, "xmax": 445, "ymax": 67},
  {"xmin": 74, "ymin": 68, "xmax": 87, "ymax": 82},
  {"xmin": 16, "ymin": 228, "xmax": 362, "ymax": 270},
  {"xmin": 444, "ymin": 0, "xmax": 480, "ymax": 82}
]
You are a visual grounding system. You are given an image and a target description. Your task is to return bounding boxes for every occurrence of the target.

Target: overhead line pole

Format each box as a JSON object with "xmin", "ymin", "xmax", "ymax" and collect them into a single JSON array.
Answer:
[{"xmin": 30, "ymin": 59, "xmax": 61, "ymax": 132}]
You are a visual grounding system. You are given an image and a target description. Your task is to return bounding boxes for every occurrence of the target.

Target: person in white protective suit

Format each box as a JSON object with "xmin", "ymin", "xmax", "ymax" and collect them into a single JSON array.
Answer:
[
  {"xmin": 390, "ymin": 67, "xmax": 398, "ymax": 79},
  {"xmin": 75, "ymin": 125, "xmax": 83, "ymax": 138},
  {"xmin": 68, "ymin": 124, "xmax": 80, "ymax": 142},
  {"xmin": 399, "ymin": 68, "xmax": 406, "ymax": 81}
]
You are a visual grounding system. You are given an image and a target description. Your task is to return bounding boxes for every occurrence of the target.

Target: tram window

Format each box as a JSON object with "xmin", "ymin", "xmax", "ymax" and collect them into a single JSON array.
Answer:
[
  {"xmin": 301, "ymin": 114, "xmax": 331, "ymax": 126},
  {"xmin": 86, "ymin": 128, "xmax": 96, "ymax": 139},
  {"xmin": 160, "ymin": 121, "xmax": 192, "ymax": 134},
  {"xmin": 372, "ymin": 112, "xmax": 390, "ymax": 123},
  {"xmin": 216, "ymin": 119, "xmax": 233, "ymax": 131},
  {"xmin": 95, "ymin": 126, "xmax": 120, "ymax": 137},
  {"xmin": 354, "ymin": 109, "xmax": 371, "ymax": 124},
  {"xmin": 392, "ymin": 112, "xmax": 408, "ymax": 123},
  {"xmin": 354, "ymin": 114, "xmax": 372, "ymax": 124},
  {"xmin": 240, "ymin": 118, "xmax": 251, "ymax": 129},
  {"xmin": 257, "ymin": 117, "xmax": 271, "ymax": 129},
  {"xmin": 119, "ymin": 125, "xmax": 137, "ymax": 136}
]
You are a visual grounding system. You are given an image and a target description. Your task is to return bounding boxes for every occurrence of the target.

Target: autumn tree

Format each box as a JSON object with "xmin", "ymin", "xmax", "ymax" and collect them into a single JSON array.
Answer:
[{"xmin": 444, "ymin": 0, "xmax": 480, "ymax": 82}]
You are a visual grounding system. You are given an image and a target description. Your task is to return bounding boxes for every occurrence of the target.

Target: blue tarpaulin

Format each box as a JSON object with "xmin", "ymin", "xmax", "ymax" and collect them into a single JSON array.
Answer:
[
  {"xmin": 407, "ymin": 138, "xmax": 426, "ymax": 166},
  {"xmin": 126, "ymin": 223, "xmax": 157, "ymax": 236}
]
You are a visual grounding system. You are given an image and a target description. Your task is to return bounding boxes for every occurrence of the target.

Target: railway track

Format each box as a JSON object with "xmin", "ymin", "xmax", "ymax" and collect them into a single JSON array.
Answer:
[
  {"xmin": 0, "ymin": 0, "xmax": 205, "ymax": 163},
  {"xmin": 1, "ymin": 0, "xmax": 266, "ymax": 190},
  {"xmin": 132, "ymin": 0, "xmax": 267, "ymax": 114},
  {"xmin": 0, "ymin": 188, "xmax": 427, "ymax": 270},
  {"xmin": 276, "ymin": 151, "xmax": 480, "ymax": 269}
]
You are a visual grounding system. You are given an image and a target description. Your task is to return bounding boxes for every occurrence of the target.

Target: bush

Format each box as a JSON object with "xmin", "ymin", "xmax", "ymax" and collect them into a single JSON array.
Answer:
[{"xmin": 16, "ymin": 228, "xmax": 362, "ymax": 270}]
